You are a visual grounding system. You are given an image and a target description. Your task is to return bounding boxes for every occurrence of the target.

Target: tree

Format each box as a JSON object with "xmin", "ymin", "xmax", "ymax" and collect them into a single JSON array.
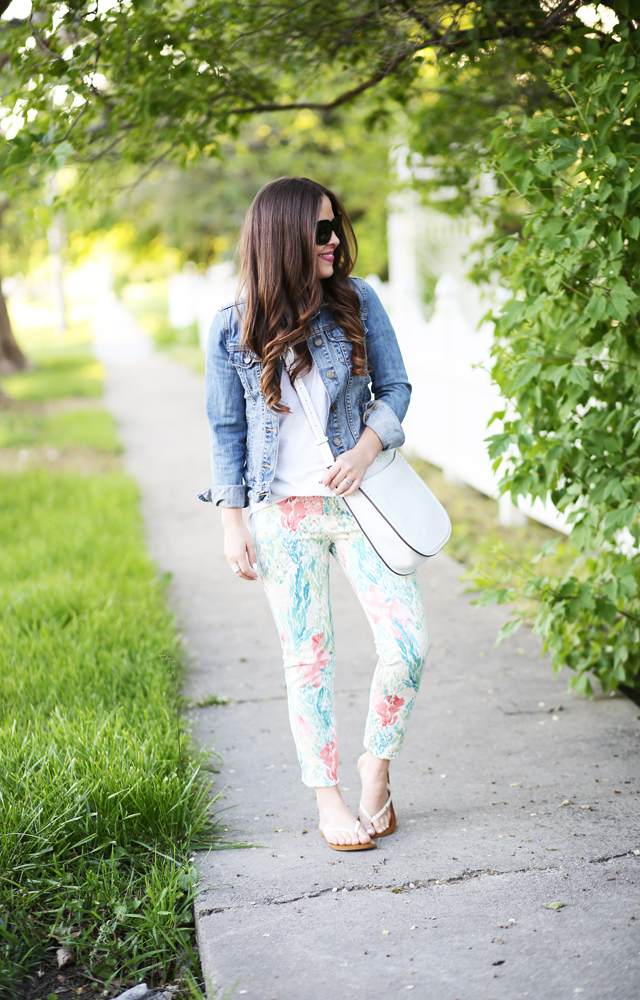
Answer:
[
  {"xmin": 0, "ymin": 1, "xmax": 601, "ymax": 189},
  {"xmin": 0, "ymin": 199, "xmax": 29, "ymax": 374},
  {"xmin": 98, "ymin": 104, "xmax": 393, "ymax": 279},
  {"xmin": 406, "ymin": 6, "xmax": 640, "ymax": 695},
  {"xmin": 472, "ymin": 23, "xmax": 640, "ymax": 696},
  {"xmin": 7, "ymin": 0, "xmax": 579, "ymax": 369}
]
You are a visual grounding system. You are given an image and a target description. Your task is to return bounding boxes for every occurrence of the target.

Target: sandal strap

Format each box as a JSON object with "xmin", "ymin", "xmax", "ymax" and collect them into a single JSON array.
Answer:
[
  {"xmin": 322, "ymin": 820, "xmax": 363, "ymax": 836},
  {"xmin": 359, "ymin": 784, "xmax": 392, "ymax": 825}
]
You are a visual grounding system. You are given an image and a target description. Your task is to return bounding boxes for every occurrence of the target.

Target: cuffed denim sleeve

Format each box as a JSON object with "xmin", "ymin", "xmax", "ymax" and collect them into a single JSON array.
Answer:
[
  {"xmin": 199, "ymin": 309, "xmax": 249, "ymax": 507},
  {"xmin": 359, "ymin": 280, "xmax": 411, "ymax": 450}
]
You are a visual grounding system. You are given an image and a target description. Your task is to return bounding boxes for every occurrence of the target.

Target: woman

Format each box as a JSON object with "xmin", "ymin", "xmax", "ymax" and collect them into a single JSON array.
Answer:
[{"xmin": 199, "ymin": 177, "xmax": 428, "ymax": 851}]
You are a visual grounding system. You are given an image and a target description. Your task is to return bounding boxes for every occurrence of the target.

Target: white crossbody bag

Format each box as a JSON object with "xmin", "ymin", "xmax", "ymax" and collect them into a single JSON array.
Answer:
[{"xmin": 285, "ymin": 350, "xmax": 451, "ymax": 575}]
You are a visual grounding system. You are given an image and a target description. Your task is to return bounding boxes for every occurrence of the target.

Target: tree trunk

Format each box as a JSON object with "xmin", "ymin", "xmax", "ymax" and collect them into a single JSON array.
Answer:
[
  {"xmin": 0, "ymin": 199, "xmax": 30, "ymax": 376},
  {"xmin": 0, "ymin": 269, "xmax": 29, "ymax": 374}
]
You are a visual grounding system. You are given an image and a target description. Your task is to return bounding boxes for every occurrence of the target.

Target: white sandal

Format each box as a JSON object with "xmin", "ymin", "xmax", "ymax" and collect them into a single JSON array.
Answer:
[
  {"xmin": 359, "ymin": 782, "xmax": 397, "ymax": 838},
  {"xmin": 319, "ymin": 819, "xmax": 377, "ymax": 852}
]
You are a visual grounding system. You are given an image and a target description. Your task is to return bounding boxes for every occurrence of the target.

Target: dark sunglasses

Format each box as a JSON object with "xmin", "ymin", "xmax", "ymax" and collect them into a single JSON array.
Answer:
[{"xmin": 316, "ymin": 215, "xmax": 342, "ymax": 245}]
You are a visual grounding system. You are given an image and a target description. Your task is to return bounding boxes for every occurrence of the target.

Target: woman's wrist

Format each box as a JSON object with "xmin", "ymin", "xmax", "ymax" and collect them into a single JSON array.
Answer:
[
  {"xmin": 220, "ymin": 506, "xmax": 258, "ymax": 581},
  {"xmin": 220, "ymin": 506, "xmax": 245, "ymax": 529},
  {"xmin": 354, "ymin": 427, "xmax": 383, "ymax": 464},
  {"xmin": 321, "ymin": 427, "xmax": 383, "ymax": 496}
]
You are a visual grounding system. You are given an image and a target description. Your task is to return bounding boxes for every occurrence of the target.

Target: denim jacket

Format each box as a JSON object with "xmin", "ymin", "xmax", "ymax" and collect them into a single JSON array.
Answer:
[{"xmin": 198, "ymin": 277, "xmax": 411, "ymax": 508}]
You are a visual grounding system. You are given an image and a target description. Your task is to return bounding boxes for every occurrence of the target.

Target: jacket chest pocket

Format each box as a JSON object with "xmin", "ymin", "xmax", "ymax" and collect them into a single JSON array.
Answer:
[
  {"xmin": 326, "ymin": 327, "xmax": 353, "ymax": 366},
  {"xmin": 229, "ymin": 349, "xmax": 262, "ymax": 396}
]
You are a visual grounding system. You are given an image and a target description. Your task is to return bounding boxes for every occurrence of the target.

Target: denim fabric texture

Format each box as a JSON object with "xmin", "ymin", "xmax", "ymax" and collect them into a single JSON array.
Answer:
[{"xmin": 198, "ymin": 277, "xmax": 411, "ymax": 508}]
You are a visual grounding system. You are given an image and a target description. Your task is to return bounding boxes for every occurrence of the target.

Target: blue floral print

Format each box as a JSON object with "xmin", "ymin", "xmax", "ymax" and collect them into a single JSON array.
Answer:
[{"xmin": 251, "ymin": 496, "xmax": 429, "ymax": 787}]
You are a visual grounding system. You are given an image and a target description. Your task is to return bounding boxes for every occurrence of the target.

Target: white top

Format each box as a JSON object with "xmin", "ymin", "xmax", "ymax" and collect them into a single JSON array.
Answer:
[{"xmin": 250, "ymin": 361, "xmax": 332, "ymax": 513}]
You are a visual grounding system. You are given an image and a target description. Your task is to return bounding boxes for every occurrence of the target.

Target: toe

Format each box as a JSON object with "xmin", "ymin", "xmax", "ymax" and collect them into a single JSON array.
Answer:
[{"xmin": 359, "ymin": 814, "xmax": 375, "ymax": 835}]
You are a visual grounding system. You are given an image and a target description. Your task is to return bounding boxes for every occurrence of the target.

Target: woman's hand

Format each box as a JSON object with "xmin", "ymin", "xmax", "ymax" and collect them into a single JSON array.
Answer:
[
  {"xmin": 320, "ymin": 427, "xmax": 383, "ymax": 497},
  {"xmin": 220, "ymin": 508, "xmax": 258, "ymax": 581}
]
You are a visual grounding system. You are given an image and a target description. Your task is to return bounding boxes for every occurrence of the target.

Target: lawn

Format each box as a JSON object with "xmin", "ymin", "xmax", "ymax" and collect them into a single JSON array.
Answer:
[
  {"xmin": 0, "ymin": 356, "xmax": 217, "ymax": 999},
  {"xmin": 2, "ymin": 353, "xmax": 104, "ymax": 402}
]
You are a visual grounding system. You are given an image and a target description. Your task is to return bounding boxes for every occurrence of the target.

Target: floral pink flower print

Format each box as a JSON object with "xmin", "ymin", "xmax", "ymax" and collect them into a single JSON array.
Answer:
[
  {"xmin": 361, "ymin": 586, "xmax": 411, "ymax": 632},
  {"xmin": 252, "ymin": 496, "xmax": 428, "ymax": 785},
  {"xmin": 295, "ymin": 711, "xmax": 312, "ymax": 737},
  {"xmin": 299, "ymin": 633, "xmax": 329, "ymax": 688},
  {"xmin": 320, "ymin": 740, "xmax": 338, "ymax": 782},
  {"xmin": 278, "ymin": 498, "xmax": 310, "ymax": 531},
  {"xmin": 374, "ymin": 692, "xmax": 405, "ymax": 728}
]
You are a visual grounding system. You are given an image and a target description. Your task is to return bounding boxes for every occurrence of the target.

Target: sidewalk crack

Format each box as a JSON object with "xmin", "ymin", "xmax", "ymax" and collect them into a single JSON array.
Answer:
[
  {"xmin": 589, "ymin": 849, "xmax": 639, "ymax": 864},
  {"xmin": 195, "ymin": 850, "xmax": 640, "ymax": 916}
]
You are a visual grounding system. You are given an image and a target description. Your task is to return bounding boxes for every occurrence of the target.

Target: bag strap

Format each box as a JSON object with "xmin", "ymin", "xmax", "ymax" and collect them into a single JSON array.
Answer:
[{"xmin": 284, "ymin": 348, "xmax": 334, "ymax": 468}]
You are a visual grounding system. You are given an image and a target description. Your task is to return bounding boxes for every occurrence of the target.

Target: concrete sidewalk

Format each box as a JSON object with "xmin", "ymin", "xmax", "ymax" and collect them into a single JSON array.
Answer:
[{"xmin": 105, "ymin": 350, "xmax": 640, "ymax": 1000}]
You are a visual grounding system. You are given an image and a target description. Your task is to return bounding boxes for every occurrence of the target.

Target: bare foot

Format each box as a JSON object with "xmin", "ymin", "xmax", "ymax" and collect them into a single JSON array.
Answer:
[
  {"xmin": 358, "ymin": 751, "xmax": 392, "ymax": 835},
  {"xmin": 316, "ymin": 785, "xmax": 373, "ymax": 846}
]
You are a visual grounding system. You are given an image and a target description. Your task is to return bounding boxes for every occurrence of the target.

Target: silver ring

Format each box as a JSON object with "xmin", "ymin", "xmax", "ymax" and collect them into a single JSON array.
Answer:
[
  {"xmin": 232, "ymin": 564, "xmax": 240, "ymax": 574},
  {"xmin": 343, "ymin": 478, "xmax": 353, "ymax": 486}
]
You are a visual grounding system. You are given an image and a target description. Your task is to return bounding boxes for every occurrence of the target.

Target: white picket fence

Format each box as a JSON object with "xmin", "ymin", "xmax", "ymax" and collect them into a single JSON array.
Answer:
[
  {"xmin": 167, "ymin": 193, "xmax": 566, "ymax": 533},
  {"xmin": 384, "ymin": 189, "xmax": 566, "ymax": 532}
]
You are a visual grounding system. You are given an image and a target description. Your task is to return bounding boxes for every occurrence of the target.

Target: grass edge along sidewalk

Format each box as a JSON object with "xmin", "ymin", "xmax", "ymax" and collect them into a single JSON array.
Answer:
[{"xmin": 0, "ymin": 355, "xmax": 221, "ymax": 999}]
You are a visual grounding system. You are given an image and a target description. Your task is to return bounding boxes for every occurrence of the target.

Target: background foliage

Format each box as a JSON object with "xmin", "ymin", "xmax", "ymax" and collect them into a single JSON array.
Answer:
[
  {"xmin": 0, "ymin": 0, "xmax": 589, "ymax": 188},
  {"xmin": 477, "ymin": 24, "xmax": 640, "ymax": 696},
  {"xmin": 3, "ymin": 3, "xmax": 640, "ymax": 702}
]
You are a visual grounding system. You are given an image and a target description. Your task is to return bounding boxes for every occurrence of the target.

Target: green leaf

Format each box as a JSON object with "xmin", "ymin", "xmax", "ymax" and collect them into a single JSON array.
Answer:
[
  {"xmin": 624, "ymin": 79, "xmax": 640, "ymax": 112},
  {"xmin": 546, "ymin": 363, "xmax": 568, "ymax": 386},
  {"xmin": 486, "ymin": 432, "xmax": 513, "ymax": 460},
  {"xmin": 543, "ymin": 901, "xmax": 566, "ymax": 910},
  {"xmin": 511, "ymin": 361, "xmax": 541, "ymax": 391},
  {"xmin": 609, "ymin": 279, "xmax": 637, "ymax": 322},
  {"xmin": 623, "ymin": 217, "xmax": 640, "ymax": 240},
  {"xmin": 584, "ymin": 291, "xmax": 607, "ymax": 323},
  {"xmin": 608, "ymin": 228, "xmax": 623, "ymax": 255},
  {"xmin": 488, "ymin": 409, "xmax": 506, "ymax": 427},
  {"xmin": 496, "ymin": 617, "xmax": 524, "ymax": 644},
  {"xmin": 530, "ymin": 538, "xmax": 560, "ymax": 563},
  {"xmin": 475, "ymin": 588, "xmax": 508, "ymax": 607},
  {"xmin": 52, "ymin": 140, "xmax": 74, "ymax": 169}
]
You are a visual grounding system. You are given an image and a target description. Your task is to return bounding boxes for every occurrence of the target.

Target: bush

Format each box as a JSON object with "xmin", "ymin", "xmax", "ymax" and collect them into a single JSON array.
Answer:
[{"xmin": 479, "ymin": 25, "xmax": 640, "ymax": 696}]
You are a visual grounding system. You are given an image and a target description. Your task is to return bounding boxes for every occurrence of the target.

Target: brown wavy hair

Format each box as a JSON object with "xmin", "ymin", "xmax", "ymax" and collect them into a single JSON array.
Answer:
[{"xmin": 236, "ymin": 176, "xmax": 367, "ymax": 412}]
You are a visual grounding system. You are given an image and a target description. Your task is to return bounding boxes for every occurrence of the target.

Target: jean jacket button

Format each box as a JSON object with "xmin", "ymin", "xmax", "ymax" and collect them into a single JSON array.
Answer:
[
  {"xmin": 314, "ymin": 337, "xmax": 323, "ymax": 347},
  {"xmin": 327, "ymin": 370, "xmax": 335, "ymax": 379}
]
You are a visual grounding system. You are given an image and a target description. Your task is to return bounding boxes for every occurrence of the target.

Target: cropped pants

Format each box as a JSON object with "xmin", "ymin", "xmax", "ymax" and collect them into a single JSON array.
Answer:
[{"xmin": 251, "ymin": 496, "xmax": 429, "ymax": 787}]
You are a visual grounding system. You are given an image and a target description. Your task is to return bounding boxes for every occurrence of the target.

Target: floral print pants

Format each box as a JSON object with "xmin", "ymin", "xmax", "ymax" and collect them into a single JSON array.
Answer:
[{"xmin": 251, "ymin": 496, "xmax": 429, "ymax": 787}]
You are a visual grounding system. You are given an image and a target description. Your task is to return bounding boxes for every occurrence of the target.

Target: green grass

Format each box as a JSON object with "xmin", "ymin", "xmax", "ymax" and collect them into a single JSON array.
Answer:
[
  {"xmin": 0, "ymin": 343, "xmax": 218, "ymax": 998},
  {"xmin": 0, "ymin": 407, "xmax": 122, "ymax": 452},
  {"xmin": 2, "ymin": 354, "xmax": 104, "ymax": 401},
  {"xmin": 3, "ymin": 317, "xmax": 94, "ymax": 356},
  {"xmin": 0, "ymin": 470, "xmax": 218, "ymax": 996}
]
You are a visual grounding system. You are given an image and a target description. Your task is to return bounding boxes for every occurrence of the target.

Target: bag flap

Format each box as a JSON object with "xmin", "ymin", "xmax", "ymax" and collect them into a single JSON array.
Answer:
[{"xmin": 359, "ymin": 451, "xmax": 451, "ymax": 556}]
